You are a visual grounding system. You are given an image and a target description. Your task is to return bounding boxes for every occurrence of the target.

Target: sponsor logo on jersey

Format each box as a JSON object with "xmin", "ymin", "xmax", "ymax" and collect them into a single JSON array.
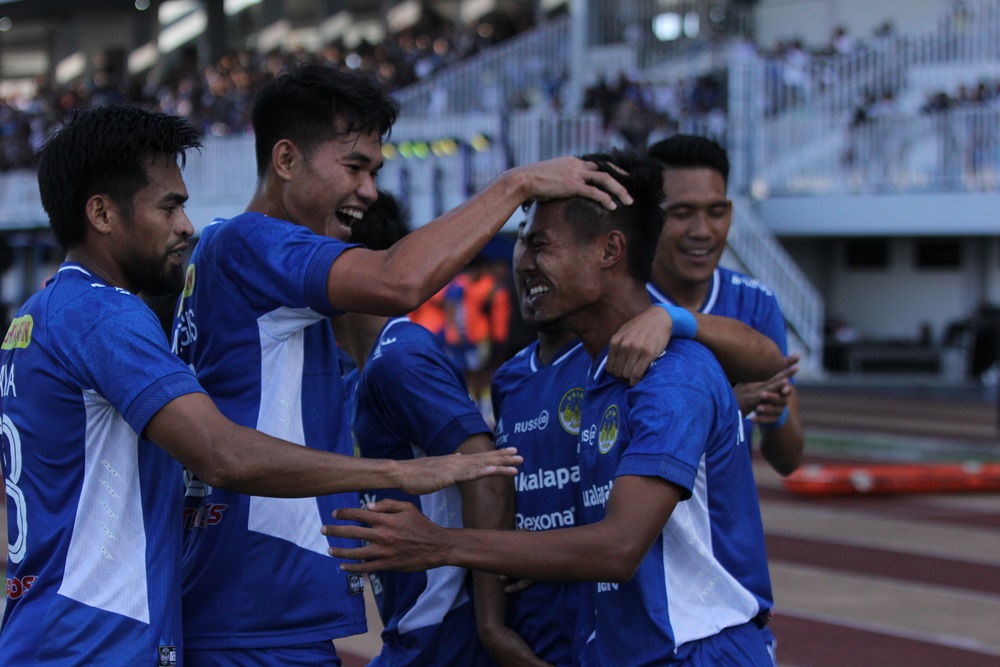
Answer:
[
  {"xmin": 158, "ymin": 645, "xmax": 177, "ymax": 667},
  {"xmin": 2, "ymin": 316, "xmax": 33, "ymax": 350},
  {"xmin": 582, "ymin": 480, "xmax": 614, "ymax": 508},
  {"xmin": 558, "ymin": 387, "xmax": 584, "ymax": 435},
  {"xmin": 598, "ymin": 405, "xmax": 619, "ymax": 454},
  {"xmin": 514, "ymin": 410, "xmax": 549, "ymax": 434},
  {"xmin": 516, "ymin": 507, "xmax": 576, "ymax": 531},
  {"xmin": 596, "ymin": 581, "xmax": 619, "ymax": 592},
  {"xmin": 347, "ymin": 574, "xmax": 365, "ymax": 596},
  {"xmin": 516, "ymin": 465, "xmax": 580, "ymax": 492},
  {"xmin": 495, "ymin": 418, "xmax": 509, "ymax": 446},
  {"xmin": 182, "ymin": 264, "xmax": 195, "ymax": 298},
  {"xmin": 730, "ymin": 273, "xmax": 773, "ymax": 296},
  {"xmin": 6, "ymin": 574, "xmax": 37, "ymax": 599},
  {"xmin": 183, "ymin": 504, "xmax": 228, "ymax": 529}
]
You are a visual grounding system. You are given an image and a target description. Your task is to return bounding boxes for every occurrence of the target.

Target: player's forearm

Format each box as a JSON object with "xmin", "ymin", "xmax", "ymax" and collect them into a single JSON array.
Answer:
[
  {"xmin": 351, "ymin": 172, "xmax": 526, "ymax": 314},
  {"xmin": 439, "ymin": 522, "xmax": 640, "ymax": 583},
  {"xmin": 197, "ymin": 426, "xmax": 404, "ymax": 496},
  {"xmin": 760, "ymin": 390, "xmax": 804, "ymax": 476},
  {"xmin": 694, "ymin": 314, "xmax": 784, "ymax": 383}
]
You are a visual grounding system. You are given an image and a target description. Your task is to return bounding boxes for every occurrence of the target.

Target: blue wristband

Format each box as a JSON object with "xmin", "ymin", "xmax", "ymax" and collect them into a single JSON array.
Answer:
[
  {"xmin": 654, "ymin": 303, "xmax": 697, "ymax": 339},
  {"xmin": 762, "ymin": 406, "xmax": 789, "ymax": 430}
]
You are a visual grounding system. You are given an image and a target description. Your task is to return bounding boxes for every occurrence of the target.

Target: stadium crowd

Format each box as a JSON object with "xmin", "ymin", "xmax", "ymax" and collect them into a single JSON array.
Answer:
[{"xmin": 0, "ymin": 6, "xmax": 537, "ymax": 171}]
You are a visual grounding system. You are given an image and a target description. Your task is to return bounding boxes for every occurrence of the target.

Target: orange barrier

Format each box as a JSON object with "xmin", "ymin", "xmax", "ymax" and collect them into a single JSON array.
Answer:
[{"xmin": 782, "ymin": 462, "xmax": 1000, "ymax": 496}]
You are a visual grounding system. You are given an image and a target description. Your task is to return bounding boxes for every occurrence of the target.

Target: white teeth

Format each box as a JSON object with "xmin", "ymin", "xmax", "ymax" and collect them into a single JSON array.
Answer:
[
  {"xmin": 686, "ymin": 249, "xmax": 710, "ymax": 257},
  {"xmin": 338, "ymin": 209, "xmax": 364, "ymax": 221},
  {"xmin": 528, "ymin": 285, "xmax": 549, "ymax": 297}
]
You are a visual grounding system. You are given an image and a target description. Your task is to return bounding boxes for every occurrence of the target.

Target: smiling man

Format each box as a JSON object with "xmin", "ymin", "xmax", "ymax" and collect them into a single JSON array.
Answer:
[
  {"xmin": 171, "ymin": 65, "xmax": 631, "ymax": 667},
  {"xmin": 646, "ymin": 134, "xmax": 803, "ymax": 481},
  {"xmin": 0, "ymin": 105, "xmax": 522, "ymax": 667},
  {"xmin": 322, "ymin": 150, "xmax": 775, "ymax": 666}
]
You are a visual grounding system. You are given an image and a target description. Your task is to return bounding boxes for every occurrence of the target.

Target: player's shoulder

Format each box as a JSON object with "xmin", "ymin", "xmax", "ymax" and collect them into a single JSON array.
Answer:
[
  {"xmin": 368, "ymin": 317, "xmax": 441, "ymax": 366},
  {"xmin": 647, "ymin": 338, "xmax": 726, "ymax": 391},
  {"xmin": 719, "ymin": 267, "xmax": 775, "ymax": 299},
  {"xmin": 46, "ymin": 266, "xmax": 151, "ymax": 319},
  {"xmin": 494, "ymin": 340, "xmax": 539, "ymax": 382}
]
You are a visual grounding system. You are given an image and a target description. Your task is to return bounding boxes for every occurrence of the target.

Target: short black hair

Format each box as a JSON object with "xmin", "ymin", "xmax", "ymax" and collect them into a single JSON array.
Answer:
[
  {"xmin": 252, "ymin": 64, "xmax": 399, "ymax": 178},
  {"xmin": 564, "ymin": 149, "xmax": 665, "ymax": 283},
  {"xmin": 349, "ymin": 190, "xmax": 410, "ymax": 251},
  {"xmin": 647, "ymin": 133, "xmax": 730, "ymax": 186},
  {"xmin": 36, "ymin": 105, "xmax": 201, "ymax": 251}
]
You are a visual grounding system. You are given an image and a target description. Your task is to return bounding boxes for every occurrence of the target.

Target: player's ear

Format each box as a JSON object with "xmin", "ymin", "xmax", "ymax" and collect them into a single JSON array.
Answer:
[
  {"xmin": 271, "ymin": 139, "xmax": 298, "ymax": 181},
  {"xmin": 84, "ymin": 194, "xmax": 116, "ymax": 236},
  {"xmin": 599, "ymin": 230, "xmax": 627, "ymax": 269}
]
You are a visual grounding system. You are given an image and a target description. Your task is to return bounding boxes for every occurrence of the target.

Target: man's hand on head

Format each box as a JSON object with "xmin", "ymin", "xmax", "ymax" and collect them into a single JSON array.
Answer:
[{"xmin": 510, "ymin": 157, "xmax": 633, "ymax": 212}]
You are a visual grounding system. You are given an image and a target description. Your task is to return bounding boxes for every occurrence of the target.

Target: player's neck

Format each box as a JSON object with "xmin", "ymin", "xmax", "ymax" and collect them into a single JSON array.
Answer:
[
  {"xmin": 536, "ymin": 329, "xmax": 577, "ymax": 365},
  {"xmin": 64, "ymin": 247, "xmax": 132, "ymax": 293},
  {"xmin": 331, "ymin": 312, "xmax": 388, "ymax": 371},
  {"xmin": 650, "ymin": 270, "xmax": 709, "ymax": 312},
  {"xmin": 568, "ymin": 281, "xmax": 651, "ymax": 359}
]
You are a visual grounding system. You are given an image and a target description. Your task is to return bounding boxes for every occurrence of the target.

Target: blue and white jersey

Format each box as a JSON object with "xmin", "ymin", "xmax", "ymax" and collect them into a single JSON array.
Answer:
[
  {"xmin": 575, "ymin": 338, "xmax": 770, "ymax": 666},
  {"xmin": 490, "ymin": 338, "xmax": 588, "ymax": 667},
  {"xmin": 172, "ymin": 213, "xmax": 366, "ymax": 649},
  {"xmin": 1, "ymin": 263, "xmax": 204, "ymax": 666},
  {"xmin": 648, "ymin": 266, "xmax": 790, "ymax": 423},
  {"xmin": 350, "ymin": 317, "xmax": 493, "ymax": 667}
]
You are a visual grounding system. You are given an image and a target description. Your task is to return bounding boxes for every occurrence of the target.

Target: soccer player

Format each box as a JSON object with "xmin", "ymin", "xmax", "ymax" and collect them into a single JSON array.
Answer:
[
  {"xmin": 646, "ymin": 134, "xmax": 804, "ymax": 478},
  {"xmin": 172, "ymin": 64, "xmax": 630, "ymax": 667},
  {"xmin": 0, "ymin": 105, "xmax": 519, "ymax": 666},
  {"xmin": 484, "ymin": 223, "xmax": 785, "ymax": 666},
  {"xmin": 334, "ymin": 191, "xmax": 503, "ymax": 666},
  {"xmin": 323, "ymin": 149, "xmax": 775, "ymax": 666}
]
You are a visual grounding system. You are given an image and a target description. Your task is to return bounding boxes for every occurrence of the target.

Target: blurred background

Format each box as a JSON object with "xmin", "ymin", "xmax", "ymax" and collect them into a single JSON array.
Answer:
[{"xmin": 0, "ymin": 1, "xmax": 999, "ymax": 665}]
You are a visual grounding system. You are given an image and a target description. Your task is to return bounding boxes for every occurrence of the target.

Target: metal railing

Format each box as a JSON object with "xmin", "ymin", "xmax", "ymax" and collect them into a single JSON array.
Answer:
[
  {"xmin": 729, "ymin": 199, "xmax": 824, "ymax": 358},
  {"xmin": 754, "ymin": 107, "xmax": 1000, "ymax": 196},
  {"xmin": 390, "ymin": 16, "xmax": 571, "ymax": 117},
  {"xmin": 760, "ymin": 0, "xmax": 1000, "ymax": 117}
]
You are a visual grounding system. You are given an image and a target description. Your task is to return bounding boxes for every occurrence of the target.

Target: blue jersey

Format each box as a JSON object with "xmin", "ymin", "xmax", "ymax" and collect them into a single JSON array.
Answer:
[
  {"xmin": 648, "ymin": 266, "xmax": 790, "ymax": 437},
  {"xmin": 575, "ymin": 339, "xmax": 771, "ymax": 666},
  {"xmin": 349, "ymin": 317, "xmax": 493, "ymax": 667},
  {"xmin": 1, "ymin": 263, "xmax": 204, "ymax": 666},
  {"xmin": 172, "ymin": 213, "xmax": 366, "ymax": 649},
  {"xmin": 490, "ymin": 339, "xmax": 589, "ymax": 667}
]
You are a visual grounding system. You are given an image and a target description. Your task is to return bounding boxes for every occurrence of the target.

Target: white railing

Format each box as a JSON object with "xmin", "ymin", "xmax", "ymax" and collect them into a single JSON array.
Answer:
[
  {"xmin": 761, "ymin": 0, "xmax": 1000, "ymax": 117},
  {"xmin": 390, "ymin": 16, "xmax": 571, "ymax": 117},
  {"xmin": 754, "ymin": 107, "xmax": 1000, "ymax": 196},
  {"xmin": 729, "ymin": 199, "xmax": 824, "ymax": 359}
]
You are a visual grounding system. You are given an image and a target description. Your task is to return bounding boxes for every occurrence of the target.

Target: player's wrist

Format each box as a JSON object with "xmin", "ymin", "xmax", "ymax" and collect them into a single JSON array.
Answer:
[
  {"xmin": 762, "ymin": 406, "xmax": 789, "ymax": 430},
  {"xmin": 653, "ymin": 303, "xmax": 697, "ymax": 339}
]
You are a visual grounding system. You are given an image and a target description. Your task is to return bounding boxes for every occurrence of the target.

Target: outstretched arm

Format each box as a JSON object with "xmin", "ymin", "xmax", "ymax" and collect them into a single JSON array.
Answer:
[
  {"xmin": 326, "ymin": 157, "xmax": 634, "ymax": 315},
  {"xmin": 322, "ymin": 475, "xmax": 679, "ymax": 583},
  {"xmin": 606, "ymin": 306, "xmax": 785, "ymax": 386},
  {"xmin": 456, "ymin": 435, "xmax": 552, "ymax": 667},
  {"xmin": 144, "ymin": 392, "xmax": 522, "ymax": 497}
]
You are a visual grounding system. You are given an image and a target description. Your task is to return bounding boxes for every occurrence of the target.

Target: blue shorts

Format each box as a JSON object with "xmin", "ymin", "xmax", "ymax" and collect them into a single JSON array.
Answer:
[
  {"xmin": 185, "ymin": 641, "xmax": 342, "ymax": 667},
  {"xmin": 673, "ymin": 621, "xmax": 774, "ymax": 666}
]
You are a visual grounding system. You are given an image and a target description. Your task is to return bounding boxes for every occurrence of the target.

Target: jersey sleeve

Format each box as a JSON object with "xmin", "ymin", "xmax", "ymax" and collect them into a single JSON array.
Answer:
[
  {"xmin": 753, "ymin": 291, "xmax": 789, "ymax": 356},
  {"xmin": 615, "ymin": 354, "xmax": 716, "ymax": 500},
  {"xmin": 363, "ymin": 330, "xmax": 490, "ymax": 456},
  {"xmin": 214, "ymin": 217, "xmax": 358, "ymax": 317},
  {"xmin": 56, "ymin": 290, "xmax": 205, "ymax": 436}
]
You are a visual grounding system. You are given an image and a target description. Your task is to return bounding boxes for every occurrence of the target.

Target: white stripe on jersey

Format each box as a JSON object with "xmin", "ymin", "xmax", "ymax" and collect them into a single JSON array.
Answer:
[
  {"xmin": 58, "ymin": 389, "xmax": 151, "ymax": 623},
  {"xmin": 664, "ymin": 454, "xmax": 758, "ymax": 647},
  {"xmin": 398, "ymin": 444, "xmax": 468, "ymax": 634},
  {"xmin": 248, "ymin": 307, "xmax": 330, "ymax": 556}
]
